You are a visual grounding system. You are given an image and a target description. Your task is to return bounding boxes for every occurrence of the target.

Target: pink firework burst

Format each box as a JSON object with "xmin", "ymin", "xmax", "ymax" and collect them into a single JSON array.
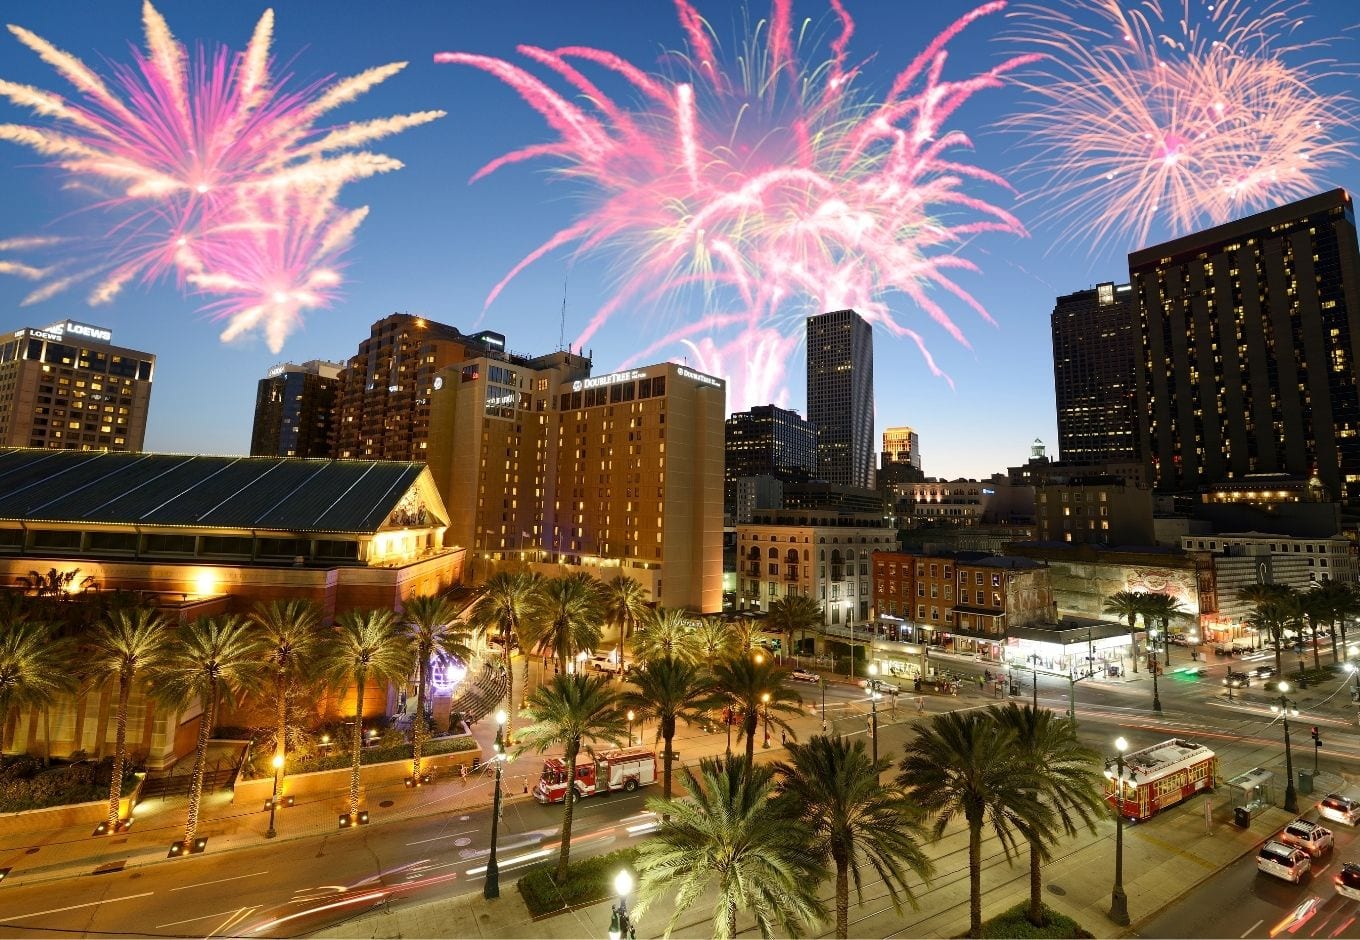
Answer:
[
  {"xmin": 1005, "ymin": 0, "xmax": 1356, "ymax": 251},
  {"xmin": 437, "ymin": 1, "xmax": 1034, "ymax": 408},
  {"xmin": 0, "ymin": 3, "xmax": 442, "ymax": 350}
]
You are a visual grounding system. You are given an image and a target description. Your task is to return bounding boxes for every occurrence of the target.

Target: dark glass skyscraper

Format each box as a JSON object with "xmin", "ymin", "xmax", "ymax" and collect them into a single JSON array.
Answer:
[
  {"xmin": 1051, "ymin": 281, "xmax": 1139, "ymax": 464},
  {"xmin": 250, "ymin": 360, "xmax": 342, "ymax": 458},
  {"xmin": 1130, "ymin": 189, "xmax": 1360, "ymax": 502},
  {"xmin": 806, "ymin": 309, "xmax": 874, "ymax": 488},
  {"xmin": 723, "ymin": 404, "xmax": 817, "ymax": 516}
]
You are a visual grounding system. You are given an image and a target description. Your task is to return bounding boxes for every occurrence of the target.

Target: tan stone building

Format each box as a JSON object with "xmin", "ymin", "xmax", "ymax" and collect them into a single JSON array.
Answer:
[
  {"xmin": 428, "ymin": 359, "xmax": 725, "ymax": 612},
  {"xmin": 0, "ymin": 320, "xmax": 154, "ymax": 451}
]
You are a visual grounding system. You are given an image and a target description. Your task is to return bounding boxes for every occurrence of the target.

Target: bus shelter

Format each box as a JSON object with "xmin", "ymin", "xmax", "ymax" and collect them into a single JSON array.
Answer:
[{"xmin": 1227, "ymin": 767, "xmax": 1275, "ymax": 827}]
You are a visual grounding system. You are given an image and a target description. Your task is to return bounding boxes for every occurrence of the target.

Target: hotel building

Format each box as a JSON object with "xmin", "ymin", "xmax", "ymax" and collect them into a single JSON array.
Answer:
[
  {"xmin": 250, "ymin": 359, "xmax": 343, "ymax": 458},
  {"xmin": 0, "ymin": 320, "xmax": 153, "ymax": 452},
  {"xmin": 428, "ymin": 358, "xmax": 726, "ymax": 612},
  {"xmin": 332, "ymin": 314, "xmax": 508, "ymax": 461},
  {"xmin": 807, "ymin": 309, "xmax": 875, "ymax": 488},
  {"xmin": 1131, "ymin": 189, "xmax": 1360, "ymax": 502},
  {"xmin": 1051, "ymin": 282, "xmax": 1139, "ymax": 464}
]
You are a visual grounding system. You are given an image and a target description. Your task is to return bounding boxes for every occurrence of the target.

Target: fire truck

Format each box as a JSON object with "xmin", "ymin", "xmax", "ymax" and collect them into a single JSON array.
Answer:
[
  {"xmin": 1106, "ymin": 738, "xmax": 1217, "ymax": 822},
  {"xmin": 532, "ymin": 746, "xmax": 657, "ymax": 804}
]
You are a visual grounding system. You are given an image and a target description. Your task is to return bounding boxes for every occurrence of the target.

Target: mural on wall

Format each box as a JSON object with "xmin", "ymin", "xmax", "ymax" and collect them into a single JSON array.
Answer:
[{"xmin": 1125, "ymin": 567, "xmax": 1200, "ymax": 615}]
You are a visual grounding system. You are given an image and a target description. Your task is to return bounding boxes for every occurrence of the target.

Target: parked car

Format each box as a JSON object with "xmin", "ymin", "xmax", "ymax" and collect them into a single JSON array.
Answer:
[
  {"xmin": 1251, "ymin": 664, "xmax": 1278, "ymax": 680},
  {"xmin": 1257, "ymin": 841, "xmax": 1312, "ymax": 883},
  {"xmin": 588, "ymin": 656, "xmax": 626, "ymax": 675},
  {"xmin": 1319, "ymin": 794, "xmax": 1360, "ymax": 826},
  {"xmin": 1279, "ymin": 819, "xmax": 1334, "ymax": 858},
  {"xmin": 789, "ymin": 668, "xmax": 820, "ymax": 684},
  {"xmin": 1224, "ymin": 671, "xmax": 1249, "ymax": 689},
  {"xmin": 1335, "ymin": 863, "xmax": 1360, "ymax": 901}
]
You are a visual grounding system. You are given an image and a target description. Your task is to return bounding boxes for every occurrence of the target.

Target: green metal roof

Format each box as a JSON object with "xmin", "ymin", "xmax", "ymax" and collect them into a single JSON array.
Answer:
[{"xmin": 0, "ymin": 449, "xmax": 430, "ymax": 534}]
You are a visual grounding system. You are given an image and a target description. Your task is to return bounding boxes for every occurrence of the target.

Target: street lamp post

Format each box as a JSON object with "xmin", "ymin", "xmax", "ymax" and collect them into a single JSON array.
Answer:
[
  {"xmin": 1270, "ymin": 682, "xmax": 1300, "ymax": 813},
  {"xmin": 626, "ymin": 710, "xmax": 635, "ymax": 747},
  {"xmin": 1150, "ymin": 642, "xmax": 1163, "ymax": 713},
  {"xmin": 1109, "ymin": 736, "xmax": 1130, "ymax": 926},
  {"xmin": 265, "ymin": 754, "xmax": 283, "ymax": 839},
  {"xmin": 820, "ymin": 677, "xmax": 827, "ymax": 734},
  {"xmin": 761, "ymin": 692, "xmax": 771, "ymax": 748},
  {"xmin": 867, "ymin": 664, "xmax": 881, "ymax": 765},
  {"xmin": 1028, "ymin": 654, "xmax": 1040, "ymax": 708},
  {"xmin": 608, "ymin": 869, "xmax": 635, "ymax": 940},
  {"xmin": 484, "ymin": 709, "xmax": 509, "ymax": 900}
]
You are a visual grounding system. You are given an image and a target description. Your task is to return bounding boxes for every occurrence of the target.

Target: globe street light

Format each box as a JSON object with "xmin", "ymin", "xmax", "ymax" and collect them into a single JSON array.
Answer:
[
  {"xmin": 1270, "ymin": 682, "xmax": 1301, "ymax": 813},
  {"xmin": 485, "ymin": 709, "xmax": 509, "ymax": 900},
  {"xmin": 608, "ymin": 869, "xmax": 635, "ymax": 940},
  {"xmin": 761, "ymin": 692, "xmax": 772, "ymax": 749},
  {"xmin": 265, "ymin": 754, "xmax": 284, "ymax": 839},
  {"xmin": 1109, "ymin": 736, "xmax": 1130, "ymax": 927},
  {"xmin": 626, "ymin": 709, "xmax": 635, "ymax": 747},
  {"xmin": 1149, "ymin": 638, "xmax": 1163, "ymax": 713}
]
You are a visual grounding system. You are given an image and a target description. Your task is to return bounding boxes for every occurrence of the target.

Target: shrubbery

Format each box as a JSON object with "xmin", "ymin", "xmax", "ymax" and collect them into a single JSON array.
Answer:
[
  {"xmin": 241, "ymin": 732, "xmax": 477, "ymax": 779},
  {"xmin": 517, "ymin": 847, "xmax": 640, "ymax": 918},
  {"xmin": 0, "ymin": 756, "xmax": 137, "ymax": 813},
  {"xmin": 978, "ymin": 903, "xmax": 1094, "ymax": 939}
]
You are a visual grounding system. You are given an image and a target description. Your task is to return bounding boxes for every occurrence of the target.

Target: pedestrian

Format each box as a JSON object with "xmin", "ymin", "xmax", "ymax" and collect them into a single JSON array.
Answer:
[
  {"xmin": 984, "ymin": 668, "xmax": 993, "ymax": 682},
  {"xmin": 459, "ymin": 764, "xmax": 468, "ymax": 786},
  {"xmin": 781, "ymin": 730, "xmax": 787, "ymax": 746},
  {"xmin": 977, "ymin": 675, "xmax": 985, "ymax": 690},
  {"xmin": 916, "ymin": 695, "xmax": 925, "ymax": 714}
]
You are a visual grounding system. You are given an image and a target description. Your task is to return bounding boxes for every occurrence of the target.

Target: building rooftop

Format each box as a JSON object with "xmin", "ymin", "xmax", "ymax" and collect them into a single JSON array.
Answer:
[{"xmin": 0, "ymin": 449, "xmax": 434, "ymax": 534}]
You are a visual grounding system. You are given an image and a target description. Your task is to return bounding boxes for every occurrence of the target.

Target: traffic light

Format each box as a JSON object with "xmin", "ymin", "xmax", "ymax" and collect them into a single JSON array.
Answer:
[{"xmin": 1311, "ymin": 726, "xmax": 1322, "ymax": 747}]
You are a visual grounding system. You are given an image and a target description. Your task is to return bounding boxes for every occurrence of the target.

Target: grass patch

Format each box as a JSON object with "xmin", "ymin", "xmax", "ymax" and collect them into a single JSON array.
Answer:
[
  {"xmin": 977, "ymin": 903, "xmax": 1094, "ymax": 939},
  {"xmin": 517, "ymin": 847, "xmax": 639, "ymax": 918}
]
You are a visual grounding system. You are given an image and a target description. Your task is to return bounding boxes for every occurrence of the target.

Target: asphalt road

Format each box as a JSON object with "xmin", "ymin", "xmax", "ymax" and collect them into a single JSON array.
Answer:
[{"xmin": 5, "ymin": 651, "xmax": 1360, "ymax": 939}]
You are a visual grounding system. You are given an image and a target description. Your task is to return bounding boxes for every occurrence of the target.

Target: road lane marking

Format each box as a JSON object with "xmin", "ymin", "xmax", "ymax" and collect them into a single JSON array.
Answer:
[
  {"xmin": 1, "ymin": 892, "xmax": 154, "ymax": 923},
  {"xmin": 170, "ymin": 870, "xmax": 269, "ymax": 891},
  {"xmin": 1243, "ymin": 920, "xmax": 1264, "ymax": 938},
  {"xmin": 405, "ymin": 828, "xmax": 477, "ymax": 846},
  {"xmin": 209, "ymin": 906, "xmax": 257, "ymax": 938},
  {"xmin": 156, "ymin": 908, "xmax": 246, "ymax": 929}
]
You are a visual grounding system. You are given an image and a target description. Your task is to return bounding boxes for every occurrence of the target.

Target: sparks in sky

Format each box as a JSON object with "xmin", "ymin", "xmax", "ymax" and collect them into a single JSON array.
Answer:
[
  {"xmin": 1005, "ymin": 0, "xmax": 1354, "ymax": 251},
  {"xmin": 438, "ymin": 1, "xmax": 1034, "ymax": 408},
  {"xmin": 0, "ymin": 2, "xmax": 442, "ymax": 351}
]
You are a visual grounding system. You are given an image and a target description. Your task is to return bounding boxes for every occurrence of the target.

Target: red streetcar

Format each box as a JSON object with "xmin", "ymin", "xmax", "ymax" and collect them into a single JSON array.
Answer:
[{"xmin": 1106, "ymin": 738, "xmax": 1217, "ymax": 822}]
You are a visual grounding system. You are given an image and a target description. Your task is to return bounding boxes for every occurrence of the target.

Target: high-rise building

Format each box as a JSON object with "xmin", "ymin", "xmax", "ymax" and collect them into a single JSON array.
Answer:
[
  {"xmin": 723, "ymin": 404, "xmax": 817, "ymax": 516},
  {"xmin": 332, "ymin": 314, "xmax": 507, "ymax": 461},
  {"xmin": 428, "ymin": 357, "xmax": 726, "ymax": 612},
  {"xmin": 0, "ymin": 320, "xmax": 154, "ymax": 451},
  {"xmin": 1130, "ymin": 189, "xmax": 1360, "ymax": 501},
  {"xmin": 250, "ymin": 359, "xmax": 343, "ymax": 458},
  {"xmin": 807, "ymin": 309, "xmax": 874, "ymax": 488},
  {"xmin": 878, "ymin": 425, "xmax": 924, "ymax": 488},
  {"xmin": 1051, "ymin": 282, "xmax": 1139, "ymax": 463}
]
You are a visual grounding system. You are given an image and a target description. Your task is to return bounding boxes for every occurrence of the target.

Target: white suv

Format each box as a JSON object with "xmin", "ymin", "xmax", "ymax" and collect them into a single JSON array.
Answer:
[
  {"xmin": 1257, "ymin": 841, "xmax": 1312, "ymax": 883},
  {"xmin": 1279, "ymin": 819, "xmax": 1333, "ymax": 858},
  {"xmin": 1319, "ymin": 794, "xmax": 1360, "ymax": 826}
]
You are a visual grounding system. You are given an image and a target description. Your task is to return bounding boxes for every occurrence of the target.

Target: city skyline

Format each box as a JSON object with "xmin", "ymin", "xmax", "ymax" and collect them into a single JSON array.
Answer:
[{"xmin": 0, "ymin": 0, "xmax": 1355, "ymax": 480}]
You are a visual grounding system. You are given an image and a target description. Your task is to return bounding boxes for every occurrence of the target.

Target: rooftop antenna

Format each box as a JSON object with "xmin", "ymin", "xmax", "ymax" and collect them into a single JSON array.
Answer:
[{"xmin": 559, "ymin": 271, "xmax": 569, "ymax": 351}]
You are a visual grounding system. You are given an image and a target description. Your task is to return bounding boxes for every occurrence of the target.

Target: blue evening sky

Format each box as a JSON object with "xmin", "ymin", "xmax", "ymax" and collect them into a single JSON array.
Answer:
[{"xmin": 0, "ymin": 1, "xmax": 1356, "ymax": 478}]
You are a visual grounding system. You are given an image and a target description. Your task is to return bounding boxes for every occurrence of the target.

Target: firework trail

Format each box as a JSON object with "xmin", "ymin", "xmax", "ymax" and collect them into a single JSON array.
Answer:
[
  {"xmin": 0, "ymin": 2, "xmax": 442, "ymax": 350},
  {"xmin": 1005, "ymin": 0, "xmax": 1355, "ymax": 251},
  {"xmin": 437, "ymin": 1, "xmax": 1034, "ymax": 407}
]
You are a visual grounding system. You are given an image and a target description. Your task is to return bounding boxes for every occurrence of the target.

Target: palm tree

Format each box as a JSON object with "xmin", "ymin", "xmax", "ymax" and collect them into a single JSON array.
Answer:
[
  {"xmin": 1298, "ymin": 587, "xmax": 1332, "ymax": 671},
  {"xmin": 694, "ymin": 616, "xmax": 736, "ymax": 665},
  {"xmin": 603, "ymin": 574, "xmax": 648, "ymax": 677},
  {"xmin": 897, "ymin": 710, "xmax": 1052, "ymax": 939},
  {"xmin": 468, "ymin": 570, "xmax": 542, "ymax": 744},
  {"xmin": 621, "ymin": 657, "xmax": 714, "ymax": 813},
  {"xmin": 729, "ymin": 617, "xmax": 762, "ymax": 655},
  {"xmin": 991, "ymin": 704, "xmax": 1104, "ymax": 928},
  {"xmin": 514, "ymin": 672, "xmax": 627, "ymax": 880},
  {"xmin": 527, "ymin": 572, "xmax": 604, "ymax": 674},
  {"xmin": 710, "ymin": 655, "xmax": 804, "ymax": 763},
  {"xmin": 636, "ymin": 756, "xmax": 826, "ymax": 939},
  {"xmin": 401, "ymin": 594, "xmax": 472, "ymax": 781},
  {"xmin": 631, "ymin": 606, "xmax": 701, "ymax": 664},
  {"xmin": 250, "ymin": 599, "xmax": 322, "ymax": 803},
  {"xmin": 149, "ymin": 615, "xmax": 266, "ymax": 846},
  {"xmin": 321, "ymin": 609, "xmax": 413, "ymax": 820},
  {"xmin": 1307, "ymin": 579, "xmax": 1354, "ymax": 663},
  {"xmin": 768, "ymin": 594, "xmax": 824, "ymax": 660},
  {"xmin": 0, "ymin": 620, "xmax": 73, "ymax": 755},
  {"xmin": 1337, "ymin": 584, "xmax": 1360, "ymax": 655},
  {"xmin": 86, "ymin": 607, "xmax": 170, "ymax": 832},
  {"xmin": 1141, "ymin": 592, "xmax": 1189, "ymax": 665},
  {"xmin": 1239, "ymin": 583, "xmax": 1295, "ymax": 676},
  {"xmin": 777, "ymin": 735, "xmax": 934, "ymax": 939},
  {"xmin": 1102, "ymin": 590, "xmax": 1144, "ymax": 673}
]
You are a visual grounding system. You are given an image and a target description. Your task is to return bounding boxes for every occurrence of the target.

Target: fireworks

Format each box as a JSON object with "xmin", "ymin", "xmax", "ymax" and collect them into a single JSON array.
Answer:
[
  {"xmin": 437, "ymin": 1, "xmax": 1033, "ymax": 407},
  {"xmin": 1005, "ymin": 0, "xmax": 1354, "ymax": 250},
  {"xmin": 0, "ymin": 3, "xmax": 442, "ymax": 350}
]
